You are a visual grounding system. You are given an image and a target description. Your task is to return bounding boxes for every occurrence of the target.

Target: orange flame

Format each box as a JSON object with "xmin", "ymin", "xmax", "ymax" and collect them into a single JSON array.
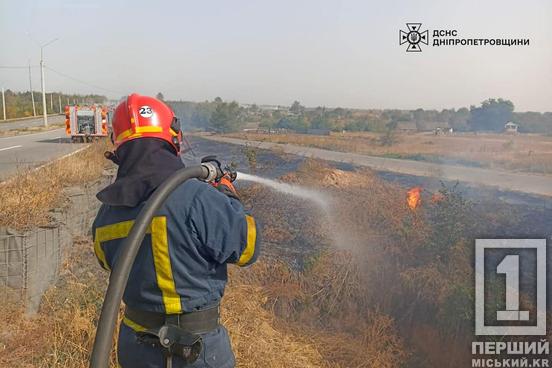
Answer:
[{"xmin": 407, "ymin": 187, "xmax": 422, "ymax": 210}]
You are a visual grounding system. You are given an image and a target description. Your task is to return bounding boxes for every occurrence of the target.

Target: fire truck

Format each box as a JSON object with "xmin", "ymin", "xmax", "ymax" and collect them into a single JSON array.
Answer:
[{"xmin": 65, "ymin": 105, "xmax": 109, "ymax": 142}]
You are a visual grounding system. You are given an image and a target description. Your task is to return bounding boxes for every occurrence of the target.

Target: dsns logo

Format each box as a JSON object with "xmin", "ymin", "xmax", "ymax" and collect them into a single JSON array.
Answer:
[{"xmin": 399, "ymin": 23, "xmax": 429, "ymax": 52}]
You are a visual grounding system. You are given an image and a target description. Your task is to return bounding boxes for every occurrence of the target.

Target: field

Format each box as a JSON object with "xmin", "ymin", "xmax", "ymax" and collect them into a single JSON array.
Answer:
[
  {"xmin": 225, "ymin": 131, "xmax": 552, "ymax": 174},
  {"xmin": 0, "ymin": 137, "xmax": 550, "ymax": 367}
]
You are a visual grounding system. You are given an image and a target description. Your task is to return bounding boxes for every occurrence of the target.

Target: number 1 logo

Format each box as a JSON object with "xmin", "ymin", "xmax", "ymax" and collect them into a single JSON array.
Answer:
[
  {"xmin": 475, "ymin": 239, "xmax": 546, "ymax": 336},
  {"xmin": 496, "ymin": 255, "xmax": 530, "ymax": 321}
]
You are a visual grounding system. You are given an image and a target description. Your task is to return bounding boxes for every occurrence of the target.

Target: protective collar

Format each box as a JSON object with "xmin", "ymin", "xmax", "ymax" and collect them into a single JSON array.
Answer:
[{"xmin": 97, "ymin": 138, "xmax": 184, "ymax": 207}]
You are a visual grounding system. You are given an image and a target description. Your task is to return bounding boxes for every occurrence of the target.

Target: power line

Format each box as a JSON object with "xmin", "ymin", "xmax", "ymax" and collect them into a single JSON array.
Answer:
[{"xmin": 44, "ymin": 65, "xmax": 125, "ymax": 95}]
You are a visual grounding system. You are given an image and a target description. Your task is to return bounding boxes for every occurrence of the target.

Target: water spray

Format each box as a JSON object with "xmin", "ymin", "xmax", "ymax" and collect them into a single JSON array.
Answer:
[{"xmin": 236, "ymin": 171, "xmax": 330, "ymax": 210}]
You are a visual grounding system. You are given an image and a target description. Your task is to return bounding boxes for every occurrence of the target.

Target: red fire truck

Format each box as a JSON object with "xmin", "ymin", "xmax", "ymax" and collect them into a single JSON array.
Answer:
[{"xmin": 65, "ymin": 105, "xmax": 109, "ymax": 142}]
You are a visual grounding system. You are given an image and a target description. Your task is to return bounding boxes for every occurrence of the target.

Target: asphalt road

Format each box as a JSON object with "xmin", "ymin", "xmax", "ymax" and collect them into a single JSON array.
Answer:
[
  {"xmin": 200, "ymin": 135, "xmax": 552, "ymax": 197},
  {"xmin": 0, "ymin": 115, "xmax": 65, "ymax": 131},
  {"xmin": 0, "ymin": 128, "xmax": 87, "ymax": 180}
]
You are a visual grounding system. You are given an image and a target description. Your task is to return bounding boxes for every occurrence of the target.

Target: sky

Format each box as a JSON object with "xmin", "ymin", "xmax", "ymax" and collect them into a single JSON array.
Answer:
[{"xmin": 0, "ymin": 0, "xmax": 551, "ymax": 112}]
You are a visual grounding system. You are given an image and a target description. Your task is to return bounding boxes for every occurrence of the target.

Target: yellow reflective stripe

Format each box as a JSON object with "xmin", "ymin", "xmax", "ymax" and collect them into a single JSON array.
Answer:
[
  {"xmin": 116, "ymin": 126, "xmax": 163, "ymax": 142},
  {"xmin": 115, "ymin": 128, "xmax": 133, "ymax": 142},
  {"xmin": 151, "ymin": 216, "xmax": 182, "ymax": 314},
  {"xmin": 95, "ymin": 220, "xmax": 135, "ymax": 243},
  {"xmin": 122, "ymin": 316, "xmax": 147, "ymax": 332},
  {"xmin": 94, "ymin": 220, "xmax": 136, "ymax": 271},
  {"xmin": 94, "ymin": 220, "xmax": 150, "ymax": 271},
  {"xmin": 126, "ymin": 133, "xmax": 143, "ymax": 140},
  {"xmin": 94, "ymin": 217, "xmax": 181, "ymax": 313},
  {"xmin": 136, "ymin": 126, "xmax": 163, "ymax": 134},
  {"xmin": 237, "ymin": 215, "xmax": 257, "ymax": 266},
  {"xmin": 93, "ymin": 239, "xmax": 109, "ymax": 270}
]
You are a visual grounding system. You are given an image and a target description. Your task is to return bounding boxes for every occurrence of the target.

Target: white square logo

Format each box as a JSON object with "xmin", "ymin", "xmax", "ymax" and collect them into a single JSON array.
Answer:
[{"xmin": 475, "ymin": 239, "xmax": 547, "ymax": 335}]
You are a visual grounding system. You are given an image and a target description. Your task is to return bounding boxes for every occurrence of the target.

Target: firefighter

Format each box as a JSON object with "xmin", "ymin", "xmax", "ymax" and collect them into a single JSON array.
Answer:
[{"xmin": 92, "ymin": 93, "xmax": 260, "ymax": 368}]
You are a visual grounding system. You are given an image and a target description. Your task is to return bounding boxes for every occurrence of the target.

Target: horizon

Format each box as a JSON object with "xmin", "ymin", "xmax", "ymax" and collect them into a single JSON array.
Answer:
[{"xmin": 1, "ymin": 87, "xmax": 549, "ymax": 114}]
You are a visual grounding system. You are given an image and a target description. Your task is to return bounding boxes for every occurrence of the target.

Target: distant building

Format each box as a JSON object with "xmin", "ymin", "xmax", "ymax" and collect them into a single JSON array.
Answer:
[
  {"xmin": 433, "ymin": 127, "xmax": 454, "ymax": 135},
  {"xmin": 504, "ymin": 121, "xmax": 519, "ymax": 134}
]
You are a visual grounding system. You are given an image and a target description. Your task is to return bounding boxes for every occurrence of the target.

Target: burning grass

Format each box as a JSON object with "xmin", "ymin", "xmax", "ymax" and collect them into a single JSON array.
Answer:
[
  {"xmin": 241, "ymin": 159, "xmax": 484, "ymax": 367},
  {"xmin": 0, "ymin": 141, "xmax": 108, "ymax": 230}
]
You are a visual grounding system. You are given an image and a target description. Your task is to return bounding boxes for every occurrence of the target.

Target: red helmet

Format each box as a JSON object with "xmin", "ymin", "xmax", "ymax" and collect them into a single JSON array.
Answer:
[{"xmin": 111, "ymin": 93, "xmax": 181, "ymax": 154}]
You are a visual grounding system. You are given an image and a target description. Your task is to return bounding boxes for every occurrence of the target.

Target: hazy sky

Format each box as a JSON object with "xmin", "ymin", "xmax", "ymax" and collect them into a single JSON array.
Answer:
[{"xmin": 1, "ymin": 0, "xmax": 550, "ymax": 111}]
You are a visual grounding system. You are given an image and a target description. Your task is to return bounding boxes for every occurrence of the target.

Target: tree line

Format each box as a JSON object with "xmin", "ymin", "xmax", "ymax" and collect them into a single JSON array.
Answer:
[
  {"xmin": 169, "ymin": 97, "xmax": 245, "ymax": 133},
  {"xmin": 0, "ymin": 90, "xmax": 107, "ymax": 120},
  {"xmin": 169, "ymin": 97, "xmax": 552, "ymax": 134},
  {"xmin": 7, "ymin": 90, "xmax": 548, "ymax": 134}
]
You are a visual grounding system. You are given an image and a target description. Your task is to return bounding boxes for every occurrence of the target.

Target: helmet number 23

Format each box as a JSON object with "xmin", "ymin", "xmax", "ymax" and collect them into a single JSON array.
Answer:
[{"xmin": 139, "ymin": 106, "xmax": 153, "ymax": 118}]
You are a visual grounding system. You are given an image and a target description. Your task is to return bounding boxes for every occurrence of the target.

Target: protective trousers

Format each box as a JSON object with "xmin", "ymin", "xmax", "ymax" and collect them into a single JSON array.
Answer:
[{"xmin": 117, "ymin": 323, "xmax": 235, "ymax": 368}]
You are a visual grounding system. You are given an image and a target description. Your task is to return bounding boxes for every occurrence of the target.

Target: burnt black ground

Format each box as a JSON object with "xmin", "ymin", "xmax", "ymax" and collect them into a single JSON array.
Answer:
[{"xmin": 185, "ymin": 136, "xmax": 552, "ymax": 239}]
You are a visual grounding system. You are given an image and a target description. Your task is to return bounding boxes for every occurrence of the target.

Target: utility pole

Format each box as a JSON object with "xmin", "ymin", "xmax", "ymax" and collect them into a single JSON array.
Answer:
[
  {"xmin": 38, "ymin": 37, "xmax": 58, "ymax": 127},
  {"xmin": 28, "ymin": 61, "xmax": 36, "ymax": 116},
  {"xmin": 1, "ymin": 87, "xmax": 6, "ymax": 120}
]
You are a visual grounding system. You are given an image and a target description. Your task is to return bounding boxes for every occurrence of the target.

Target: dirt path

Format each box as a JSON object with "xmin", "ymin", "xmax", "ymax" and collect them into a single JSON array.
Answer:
[{"xmin": 198, "ymin": 135, "xmax": 552, "ymax": 197}]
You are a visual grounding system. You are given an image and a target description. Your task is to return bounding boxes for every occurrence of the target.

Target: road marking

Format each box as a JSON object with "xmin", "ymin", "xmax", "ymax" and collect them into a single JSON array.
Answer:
[{"xmin": 0, "ymin": 145, "xmax": 22, "ymax": 152}]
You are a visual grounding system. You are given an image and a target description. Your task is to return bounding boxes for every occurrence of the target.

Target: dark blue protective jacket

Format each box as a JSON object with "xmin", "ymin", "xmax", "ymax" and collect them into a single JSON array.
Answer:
[{"xmin": 92, "ymin": 178, "xmax": 260, "ymax": 315}]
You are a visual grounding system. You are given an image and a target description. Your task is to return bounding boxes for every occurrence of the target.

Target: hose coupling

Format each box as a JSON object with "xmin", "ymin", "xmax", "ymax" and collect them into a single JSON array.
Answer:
[{"xmin": 200, "ymin": 162, "xmax": 222, "ymax": 183}]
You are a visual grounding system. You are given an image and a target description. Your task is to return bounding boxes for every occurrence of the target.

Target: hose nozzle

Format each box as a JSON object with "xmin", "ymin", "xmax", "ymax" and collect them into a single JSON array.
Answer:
[
  {"xmin": 199, "ymin": 156, "xmax": 237, "ymax": 183},
  {"xmin": 200, "ymin": 161, "xmax": 222, "ymax": 183}
]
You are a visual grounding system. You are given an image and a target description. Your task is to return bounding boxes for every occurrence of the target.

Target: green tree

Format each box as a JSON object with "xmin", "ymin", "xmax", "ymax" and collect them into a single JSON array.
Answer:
[
  {"xmin": 310, "ymin": 114, "xmax": 331, "ymax": 129},
  {"xmin": 413, "ymin": 108, "xmax": 425, "ymax": 131},
  {"xmin": 290, "ymin": 100, "xmax": 305, "ymax": 114},
  {"xmin": 468, "ymin": 98, "xmax": 514, "ymax": 132},
  {"xmin": 156, "ymin": 92, "xmax": 165, "ymax": 101},
  {"xmin": 449, "ymin": 107, "xmax": 470, "ymax": 131},
  {"xmin": 209, "ymin": 100, "xmax": 243, "ymax": 132}
]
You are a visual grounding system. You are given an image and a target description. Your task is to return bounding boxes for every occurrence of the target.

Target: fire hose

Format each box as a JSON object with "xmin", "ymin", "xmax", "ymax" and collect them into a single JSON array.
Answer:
[{"xmin": 89, "ymin": 161, "xmax": 225, "ymax": 368}]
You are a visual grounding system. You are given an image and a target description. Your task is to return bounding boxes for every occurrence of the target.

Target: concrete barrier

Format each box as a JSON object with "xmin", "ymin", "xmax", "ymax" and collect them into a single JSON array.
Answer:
[
  {"xmin": 0, "ymin": 226, "xmax": 61, "ymax": 312},
  {"xmin": 0, "ymin": 174, "xmax": 110, "ymax": 313}
]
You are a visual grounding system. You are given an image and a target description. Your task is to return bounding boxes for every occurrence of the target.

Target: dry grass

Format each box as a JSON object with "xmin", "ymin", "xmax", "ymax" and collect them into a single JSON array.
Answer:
[
  {"xmin": 226, "ymin": 256, "xmax": 408, "ymax": 368},
  {"xmin": 226, "ymin": 131, "xmax": 552, "ymax": 174},
  {"xmin": 242, "ymin": 158, "xmax": 482, "ymax": 367},
  {"xmin": 0, "ymin": 158, "xmax": 410, "ymax": 367},
  {"xmin": 0, "ymin": 238, "xmax": 117, "ymax": 368},
  {"xmin": 0, "ymin": 244, "xmax": 406, "ymax": 368},
  {"xmin": 0, "ymin": 141, "xmax": 108, "ymax": 230},
  {"xmin": 1, "ymin": 156, "xmax": 477, "ymax": 368}
]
